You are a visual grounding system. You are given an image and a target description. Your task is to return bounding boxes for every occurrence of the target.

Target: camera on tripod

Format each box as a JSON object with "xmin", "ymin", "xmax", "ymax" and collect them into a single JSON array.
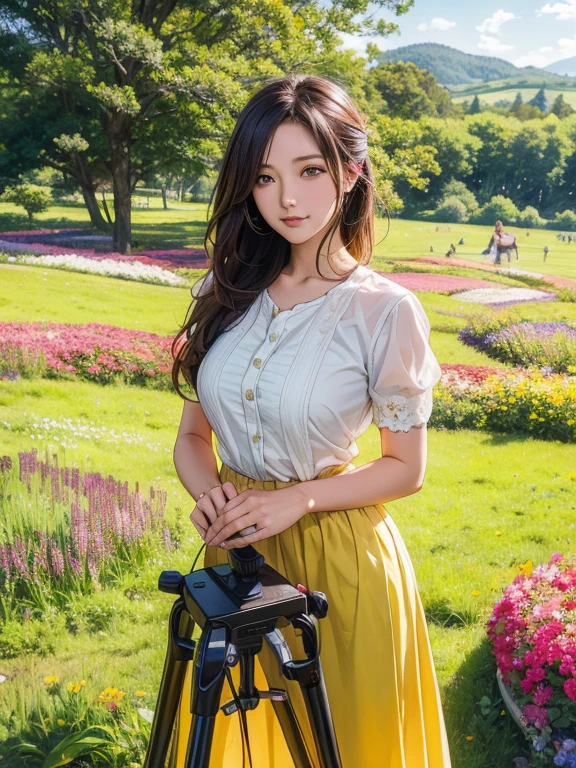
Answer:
[{"xmin": 143, "ymin": 545, "xmax": 342, "ymax": 768}]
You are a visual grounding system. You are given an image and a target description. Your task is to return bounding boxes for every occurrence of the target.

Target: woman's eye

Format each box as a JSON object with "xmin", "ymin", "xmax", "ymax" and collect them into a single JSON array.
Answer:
[{"xmin": 255, "ymin": 167, "xmax": 325, "ymax": 186}]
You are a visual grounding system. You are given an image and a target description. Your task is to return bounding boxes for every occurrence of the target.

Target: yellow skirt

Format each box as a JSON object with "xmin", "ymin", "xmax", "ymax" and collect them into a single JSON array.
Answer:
[{"xmin": 173, "ymin": 462, "xmax": 452, "ymax": 767}]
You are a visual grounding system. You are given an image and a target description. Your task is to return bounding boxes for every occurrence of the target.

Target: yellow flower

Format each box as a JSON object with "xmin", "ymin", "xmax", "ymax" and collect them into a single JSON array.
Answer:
[
  {"xmin": 57, "ymin": 718, "xmax": 65, "ymax": 726},
  {"xmin": 496, "ymin": 531, "xmax": 502, "ymax": 536},
  {"xmin": 508, "ymin": 396, "xmax": 516, "ymax": 403},
  {"xmin": 43, "ymin": 675, "xmax": 59, "ymax": 686},
  {"xmin": 466, "ymin": 735, "xmax": 474, "ymax": 741},
  {"xmin": 518, "ymin": 559, "xmax": 534, "ymax": 577},
  {"xmin": 500, "ymin": 710, "xmax": 506, "ymax": 716},
  {"xmin": 529, "ymin": 413, "xmax": 538, "ymax": 420},
  {"xmin": 67, "ymin": 680, "xmax": 86, "ymax": 694},
  {"xmin": 471, "ymin": 590, "xmax": 481, "ymax": 596},
  {"xmin": 96, "ymin": 686, "xmax": 126, "ymax": 703},
  {"xmin": 134, "ymin": 690, "xmax": 146, "ymax": 697}
]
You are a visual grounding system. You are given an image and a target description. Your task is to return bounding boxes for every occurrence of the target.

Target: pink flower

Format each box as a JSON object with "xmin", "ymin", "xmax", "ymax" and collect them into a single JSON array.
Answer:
[
  {"xmin": 564, "ymin": 678, "xmax": 576, "ymax": 701},
  {"xmin": 533, "ymin": 685, "xmax": 553, "ymax": 707}
]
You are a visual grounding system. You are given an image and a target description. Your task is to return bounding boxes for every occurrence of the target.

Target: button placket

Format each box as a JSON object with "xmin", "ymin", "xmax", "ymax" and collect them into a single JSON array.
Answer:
[{"xmin": 241, "ymin": 313, "xmax": 288, "ymax": 460}]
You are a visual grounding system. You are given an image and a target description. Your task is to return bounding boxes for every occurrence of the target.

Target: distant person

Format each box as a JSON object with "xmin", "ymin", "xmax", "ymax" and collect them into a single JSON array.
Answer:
[
  {"xmin": 569, "ymin": 235, "xmax": 572, "ymax": 244},
  {"xmin": 487, "ymin": 220, "xmax": 518, "ymax": 264},
  {"xmin": 458, "ymin": 237, "xmax": 465, "ymax": 245},
  {"xmin": 544, "ymin": 245, "xmax": 549, "ymax": 262},
  {"xmin": 430, "ymin": 245, "xmax": 434, "ymax": 252}
]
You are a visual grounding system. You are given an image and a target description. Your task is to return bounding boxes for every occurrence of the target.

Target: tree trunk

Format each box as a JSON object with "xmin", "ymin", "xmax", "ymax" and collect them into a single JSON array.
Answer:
[
  {"xmin": 81, "ymin": 186, "xmax": 111, "ymax": 232},
  {"xmin": 162, "ymin": 183, "xmax": 168, "ymax": 209},
  {"xmin": 108, "ymin": 113, "xmax": 133, "ymax": 254},
  {"xmin": 73, "ymin": 153, "xmax": 111, "ymax": 232},
  {"xmin": 179, "ymin": 178, "xmax": 185, "ymax": 202}
]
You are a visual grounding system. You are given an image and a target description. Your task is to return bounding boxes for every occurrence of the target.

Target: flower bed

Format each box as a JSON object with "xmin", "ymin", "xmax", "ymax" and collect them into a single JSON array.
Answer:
[
  {"xmin": 13, "ymin": 253, "xmax": 187, "ymax": 286},
  {"xmin": 0, "ymin": 228, "xmax": 209, "ymax": 271},
  {"xmin": 0, "ymin": 321, "xmax": 176, "ymax": 388},
  {"xmin": 376, "ymin": 270, "xmax": 501, "ymax": 294},
  {"xmin": 432, "ymin": 366, "xmax": 576, "ymax": 442},
  {"xmin": 487, "ymin": 553, "xmax": 576, "ymax": 763},
  {"xmin": 459, "ymin": 315, "xmax": 576, "ymax": 374},
  {"xmin": 450, "ymin": 287, "xmax": 557, "ymax": 306},
  {"xmin": 0, "ymin": 450, "xmax": 176, "ymax": 614}
]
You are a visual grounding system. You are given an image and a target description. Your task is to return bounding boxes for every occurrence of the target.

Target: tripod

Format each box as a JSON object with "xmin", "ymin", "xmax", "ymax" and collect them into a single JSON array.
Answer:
[{"xmin": 143, "ymin": 545, "xmax": 343, "ymax": 768}]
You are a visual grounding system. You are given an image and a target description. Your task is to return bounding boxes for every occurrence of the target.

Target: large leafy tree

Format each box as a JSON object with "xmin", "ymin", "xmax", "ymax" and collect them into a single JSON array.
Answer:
[{"xmin": 0, "ymin": 0, "xmax": 413, "ymax": 253}]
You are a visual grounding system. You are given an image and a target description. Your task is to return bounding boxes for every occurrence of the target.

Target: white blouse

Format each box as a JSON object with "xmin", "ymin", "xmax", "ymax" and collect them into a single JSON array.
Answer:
[{"xmin": 194, "ymin": 263, "xmax": 441, "ymax": 483}]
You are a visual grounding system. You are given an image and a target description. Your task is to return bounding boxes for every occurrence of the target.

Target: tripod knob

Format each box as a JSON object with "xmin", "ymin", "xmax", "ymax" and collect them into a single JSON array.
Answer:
[
  {"xmin": 158, "ymin": 570, "xmax": 184, "ymax": 594},
  {"xmin": 228, "ymin": 545, "xmax": 265, "ymax": 578},
  {"xmin": 297, "ymin": 585, "xmax": 329, "ymax": 619}
]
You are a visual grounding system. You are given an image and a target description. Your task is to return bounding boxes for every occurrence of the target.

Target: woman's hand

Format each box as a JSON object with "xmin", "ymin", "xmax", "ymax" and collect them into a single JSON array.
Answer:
[
  {"xmin": 190, "ymin": 481, "xmax": 238, "ymax": 541},
  {"xmin": 204, "ymin": 485, "xmax": 310, "ymax": 549}
]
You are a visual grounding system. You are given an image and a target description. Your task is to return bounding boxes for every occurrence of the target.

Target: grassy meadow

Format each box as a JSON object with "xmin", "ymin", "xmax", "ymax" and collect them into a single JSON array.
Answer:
[{"xmin": 1, "ymin": 201, "xmax": 576, "ymax": 767}]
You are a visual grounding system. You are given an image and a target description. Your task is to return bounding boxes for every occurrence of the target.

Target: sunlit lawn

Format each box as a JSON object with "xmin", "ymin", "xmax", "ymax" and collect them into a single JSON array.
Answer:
[{"xmin": 1, "ymin": 203, "xmax": 576, "ymax": 766}]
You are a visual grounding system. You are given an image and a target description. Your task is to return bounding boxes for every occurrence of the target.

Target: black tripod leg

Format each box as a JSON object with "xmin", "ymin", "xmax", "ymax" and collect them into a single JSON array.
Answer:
[
  {"xmin": 284, "ymin": 615, "xmax": 343, "ymax": 768},
  {"xmin": 264, "ymin": 630, "xmax": 316, "ymax": 768},
  {"xmin": 144, "ymin": 599, "xmax": 196, "ymax": 768},
  {"xmin": 184, "ymin": 625, "xmax": 229, "ymax": 768}
]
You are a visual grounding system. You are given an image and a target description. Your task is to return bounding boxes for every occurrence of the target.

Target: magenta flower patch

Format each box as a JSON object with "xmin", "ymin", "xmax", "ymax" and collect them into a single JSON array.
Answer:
[{"xmin": 376, "ymin": 271, "xmax": 502, "ymax": 294}]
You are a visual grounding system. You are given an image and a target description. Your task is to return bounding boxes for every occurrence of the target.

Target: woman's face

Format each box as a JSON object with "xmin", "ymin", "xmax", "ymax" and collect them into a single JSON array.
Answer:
[{"xmin": 251, "ymin": 121, "xmax": 356, "ymax": 244}]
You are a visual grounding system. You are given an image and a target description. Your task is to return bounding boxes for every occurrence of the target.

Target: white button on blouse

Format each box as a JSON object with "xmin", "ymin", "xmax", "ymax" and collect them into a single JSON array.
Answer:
[{"xmin": 194, "ymin": 264, "xmax": 441, "ymax": 482}]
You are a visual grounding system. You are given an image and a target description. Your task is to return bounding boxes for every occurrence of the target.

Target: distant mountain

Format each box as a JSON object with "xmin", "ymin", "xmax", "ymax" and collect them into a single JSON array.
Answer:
[
  {"xmin": 546, "ymin": 56, "xmax": 576, "ymax": 77},
  {"xmin": 376, "ymin": 43, "xmax": 571, "ymax": 87}
]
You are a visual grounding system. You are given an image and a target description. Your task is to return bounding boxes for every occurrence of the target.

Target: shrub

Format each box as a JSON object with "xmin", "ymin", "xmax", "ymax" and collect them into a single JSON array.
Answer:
[
  {"xmin": 557, "ymin": 287, "xmax": 576, "ymax": 303},
  {"xmin": 547, "ymin": 210, "xmax": 576, "ymax": 230},
  {"xmin": 0, "ymin": 184, "xmax": 53, "ymax": 220},
  {"xmin": 517, "ymin": 206, "xmax": 545, "ymax": 228},
  {"xmin": 439, "ymin": 179, "xmax": 480, "ymax": 217},
  {"xmin": 431, "ymin": 196, "xmax": 469, "ymax": 223},
  {"xmin": 472, "ymin": 195, "xmax": 520, "ymax": 226}
]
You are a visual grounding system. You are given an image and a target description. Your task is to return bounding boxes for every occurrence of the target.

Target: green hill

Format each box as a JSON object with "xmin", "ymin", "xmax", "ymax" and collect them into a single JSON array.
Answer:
[{"xmin": 377, "ymin": 43, "xmax": 576, "ymax": 89}]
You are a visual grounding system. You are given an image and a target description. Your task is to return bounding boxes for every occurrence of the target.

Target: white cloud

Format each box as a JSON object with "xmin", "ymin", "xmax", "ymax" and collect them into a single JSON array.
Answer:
[
  {"xmin": 476, "ymin": 9, "xmax": 517, "ymax": 35},
  {"xmin": 477, "ymin": 34, "xmax": 514, "ymax": 53},
  {"xmin": 417, "ymin": 18, "xmax": 456, "ymax": 32},
  {"xmin": 514, "ymin": 36, "xmax": 576, "ymax": 68},
  {"xmin": 538, "ymin": 1, "xmax": 576, "ymax": 20}
]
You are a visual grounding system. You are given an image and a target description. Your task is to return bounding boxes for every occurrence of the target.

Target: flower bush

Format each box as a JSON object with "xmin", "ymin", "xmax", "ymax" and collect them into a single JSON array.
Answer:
[
  {"xmin": 1, "ymin": 673, "xmax": 151, "ymax": 767},
  {"xmin": 459, "ymin": 312, "xmax": 576, "ymax": 373},
  {"xmin": 0, "ymin": 227, "xmax": 208, "ymax": 271},
  {"xmin": 487, "ymin": 553, "xmax": 576, "ymax": 762},
  {"xmin": 377, "ymin": 270, "xmax": 500, "ymax": 294},
  {"xmin": 0, "ymin": 321, "xmax": 175, "ymax": 389},
  {"xmin": 14, "ymin": 253, "xmax": 187, "ymax": 286},
  {"xmin": 0, "ymin": 450, "xmax": 176, "ymax": 614},
  {"xmin": 431, "ymin": 366, "xmax": 576, "ymax": 442},
  {"xmin": 451, "ymin": 287, "xmax": 557, "ymax": 306}
]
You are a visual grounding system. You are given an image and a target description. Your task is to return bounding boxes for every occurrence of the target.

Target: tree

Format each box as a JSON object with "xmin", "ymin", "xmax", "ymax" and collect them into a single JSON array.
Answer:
[
  {"xmin": 475, "ymin": 195, "xmax": 519, "ymax": 225},
  {"xmin": 369, "ymin": 61, "xmax": 460, "ymax": 120},
  {"xmin": 550, "ymin": 94, "xmax": 575, "ymax": 119},
  {"xmin": 528, "ymin": 88, "xmax": 548, "ymax": 112},
  {"xmin": 1, "ymin": 183, "xmax": 52, "ymax": 220},
  {"xmin": 0, "ymin": 0, "xmax": 415, "ymax": 254},
  {"xmin": 468, "ymin": 95, "xmax": 481, "ymax": 115}
]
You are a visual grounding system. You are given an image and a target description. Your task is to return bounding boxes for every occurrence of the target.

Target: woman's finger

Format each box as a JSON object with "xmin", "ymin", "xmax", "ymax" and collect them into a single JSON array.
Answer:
[
  {"xmin": 220, "ymin": 527, "xmax": 268, "ymax": 550},
  {"xmin": 204, "ymin": 499, "xmax": 255, "ymax": 545},
  {"xmin": 208, "ymin": 511, "xmax": 261, "ymax": 548}
]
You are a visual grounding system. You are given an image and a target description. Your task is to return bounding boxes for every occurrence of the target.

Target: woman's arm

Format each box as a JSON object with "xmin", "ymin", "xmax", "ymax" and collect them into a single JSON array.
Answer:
[
  {"xmin": 293, "ymin": 424, "xmax": 427, "ymax": 513},
  {"xmin": 203, "ymin": 426, "xmax": 428, "ymax": 547},
  {"xmin": 174, "ymin": 400, "xmax": 238, "ymax": 538}
]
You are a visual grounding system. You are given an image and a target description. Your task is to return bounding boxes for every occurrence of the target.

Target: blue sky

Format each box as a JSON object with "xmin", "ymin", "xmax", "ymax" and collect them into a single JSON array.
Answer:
[{"xmin": 337, "ymin": 1, "xmax": 576, "ymax": 68}]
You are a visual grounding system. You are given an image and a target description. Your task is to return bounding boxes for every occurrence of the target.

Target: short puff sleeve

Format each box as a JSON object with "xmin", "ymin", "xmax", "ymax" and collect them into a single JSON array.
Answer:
[{"xmin": 367, "ymin": 292, "xmax": 441, "ymax": 431}]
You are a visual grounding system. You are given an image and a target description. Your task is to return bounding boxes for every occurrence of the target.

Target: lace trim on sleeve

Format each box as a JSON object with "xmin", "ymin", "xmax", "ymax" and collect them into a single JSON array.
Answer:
[{"xmin": 372, "ymin": 390, "xmax": 431, "ymax": 432}]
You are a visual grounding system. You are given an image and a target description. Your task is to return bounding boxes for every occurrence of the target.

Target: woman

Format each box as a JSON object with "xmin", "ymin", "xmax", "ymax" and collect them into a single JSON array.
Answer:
[
  {"xmin": 171, "ymin": 73, "xmax": 451, "ymax": 767},
  {"xmin": 487, "ymin": 220, "xmax": 518, "ymax": 264}
]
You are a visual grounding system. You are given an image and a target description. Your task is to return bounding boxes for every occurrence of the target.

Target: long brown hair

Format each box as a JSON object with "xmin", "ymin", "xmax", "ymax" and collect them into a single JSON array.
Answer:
[{"xmin": 172, "ymin": 72, "xmax": 379, "ymax": 402}]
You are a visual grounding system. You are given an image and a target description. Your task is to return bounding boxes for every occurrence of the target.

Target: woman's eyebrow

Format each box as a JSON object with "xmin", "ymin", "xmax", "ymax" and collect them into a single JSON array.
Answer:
[{"xmin": 260, "ymin": 154, "xmax": 325, "ymax": 169}]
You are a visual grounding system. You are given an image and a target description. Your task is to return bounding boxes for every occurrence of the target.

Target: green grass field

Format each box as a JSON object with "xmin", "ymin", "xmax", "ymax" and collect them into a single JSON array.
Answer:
[
  {"xmin": 452, "ymin": 88, "xmax": 576, "ymax": 108},
  {"xmin": 1, "ymin": 202, "xmax": 576, "ymax": 767}
]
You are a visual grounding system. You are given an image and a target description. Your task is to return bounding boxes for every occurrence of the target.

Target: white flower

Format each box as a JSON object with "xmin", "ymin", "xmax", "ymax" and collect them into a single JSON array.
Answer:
[{"xmin": 379, "ymin": 395, "xmax": 412, "ymax": 422}]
